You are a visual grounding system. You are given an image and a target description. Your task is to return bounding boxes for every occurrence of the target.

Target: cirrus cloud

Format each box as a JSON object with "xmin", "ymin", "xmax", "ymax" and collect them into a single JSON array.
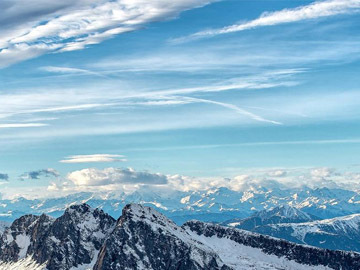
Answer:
[
  {"xmin": 174, "ymin": 0, "xmax": 360, "ymax": 43},
  {"xmin": 0, "ymin": 0, "xmax": 217, "ymax": 68}
]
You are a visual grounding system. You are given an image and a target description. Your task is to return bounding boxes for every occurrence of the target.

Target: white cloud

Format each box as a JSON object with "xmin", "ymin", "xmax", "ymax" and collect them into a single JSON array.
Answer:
[
  {"xmin": 310, "ymin": 167, "xmax": 336, "ymax": 178},
  {"xmin": 60, "ymin": 154, "xmax": 127, "ymax": 163},
  {"xmin": 183, "ymin": 97, "xmax": 282, "ymax": 125},
  {"xmin": 267, "ymin": 170, "xmax": 288, "ymax": 177},
  {"xmin": 29, "ymin": 166, "xmax": 360, "ymax": 197},
  {"xmin": 40, "ymin": 66, "xmax": 106, "ymax": 77},
  {"xmin": 0, "ymin": 0, "xmax": 216, "ymax": 67},
  {"xmin": 67, "ymin": 167, "xmax": 168, "ymax": 186},
  {"xmin": 0, "ymin": 123, "xmax": 48, "ymax": 128},
  {"xmin": 175, "ymin": 0, "xmax": 360, "ymax": 42}
]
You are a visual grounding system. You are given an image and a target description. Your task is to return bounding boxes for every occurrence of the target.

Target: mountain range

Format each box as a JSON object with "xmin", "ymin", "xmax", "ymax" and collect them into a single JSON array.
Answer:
[
  {"xmin": 222, "ymin": 205, "xmax": 360, "ymax": 252},
  {"xmin": 0, "ymin": 203, "xmax": 359, "ymax": 270},
  {"xmin": 0, "ymin": 186, "xmax": 359, "ymax": 225}
]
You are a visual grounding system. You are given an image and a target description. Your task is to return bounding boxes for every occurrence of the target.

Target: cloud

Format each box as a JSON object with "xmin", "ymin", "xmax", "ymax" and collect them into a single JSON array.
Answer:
[
  {"xmin": 20, "ymin": 168, "xmax": 59, "ymax": 180},
  {"xmin": 23, "ymin": 166, "xmax": 360, "ymax": 197},
  {"xmin": 0, "ymin": 123, "xmax": 48, "ymax": 128},
  {"xmin": 182, "ymin": 96, "xmax": 282, "ymax": 125},
  {"xmin": 266, "ymin": 170, "xmax": 287, "ymax": 177},
  {"xmin": 67, "ymin": 167, "xmax": 168, "ymax": 186},
  {"xmin": 174, "ymin": 0, "xmax": 360, "ymax": 42},
  {"xmin": 40, "ymin": 66, "xmax": 107, "ymax": 77},
  {"xmin": 0, "ymin": 0, "xmax": 216, "ymax": 67},
  {"xmin": 310, "ymin": 167, "xmax": 337, "ymax": 178},
  {"xmin": 60, "ymin": 154, "xmax": 127, "ymax": 163},
  {"xmin": 166, "ymin": 167, "xmax": 360, "ymax": 192},
  {"xmin": 0, "ymin": 174, "xmax": 9, "ymax": 181}
]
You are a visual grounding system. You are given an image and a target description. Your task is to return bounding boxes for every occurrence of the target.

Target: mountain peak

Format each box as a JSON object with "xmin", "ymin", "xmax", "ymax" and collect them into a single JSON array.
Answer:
[
  {"xmin": 258, "ymin": 205, "xmax": 312, "ymax": 220},
  {"xmin": 66, "ymin": 202, "xmax": 92, "ymax": 214},
  {"xmin": 119, "ymin": 203, "xmax": 179, "ymax": 232}
]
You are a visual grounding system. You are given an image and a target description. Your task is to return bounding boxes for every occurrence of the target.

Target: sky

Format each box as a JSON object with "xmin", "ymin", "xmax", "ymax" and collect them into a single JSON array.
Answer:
[{"xmin": 1, "ymin": 0, "xmax": 360, "ymax": 198}]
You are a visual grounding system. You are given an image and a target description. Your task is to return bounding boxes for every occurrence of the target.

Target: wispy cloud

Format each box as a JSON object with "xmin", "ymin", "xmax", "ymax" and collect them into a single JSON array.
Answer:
[
  {"xmin": 0, "ymin": 70, "xmax": 297, "ymax": 127},
  {"xmin": 40, "ymin": 66, "xmax": 106, "ymax": 77},
  {"xmin": 0, "ymin": 0, "xmax": 216, "ymax": 67},
  {"xmin": 0, "ymin": 123, "xmax": 48, "ymax": 128},
  {"xmin": 182, "ymin": 97, "xmax": 282, "ymax": 125},
  {"xmin": 173, "ymin": 0, "xmax": 360, "ymax": 43},
  {"xmin": 60, "ymin": 154, "xmax": 127, "ymax": 163}
]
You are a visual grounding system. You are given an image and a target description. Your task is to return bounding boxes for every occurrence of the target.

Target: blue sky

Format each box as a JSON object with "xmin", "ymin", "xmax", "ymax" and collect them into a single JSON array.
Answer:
[{"xmin": 1, "ymin": 0, "xmax": 360, "ymax": 197}]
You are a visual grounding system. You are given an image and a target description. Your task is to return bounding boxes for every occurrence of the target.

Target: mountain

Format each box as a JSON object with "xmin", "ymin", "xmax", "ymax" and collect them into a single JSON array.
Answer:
[
  {"xmin": 1, "ymin": 186, "xmax": 360, "ymax": 225},
  {"xmin": 0, "ymin": 204, "xmax": 359, "ymax": 269},
  {"xmin": 0, "ymin": 204, "xmax": 116, "ymax": 270},
  {"xmin": 252, "ymin": 213, "xmax": 360, "ymax": 252},
  {"xmin": 222, "ymin": 205, "xmax": 317, "ymax": 230}
]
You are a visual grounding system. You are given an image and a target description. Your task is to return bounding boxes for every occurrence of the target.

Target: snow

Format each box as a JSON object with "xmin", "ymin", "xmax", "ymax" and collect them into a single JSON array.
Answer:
[
  {"xmin": 15, "ymin": 234, "xmax": 31, "ymax": 259},
  {"xmin": 267, "ymin": 213, "xmax": 360, "ymax": 244},
  {"xmin": 0, "ymin": 257, "xmax": 46, "ymax": 270},
  {"xmin": 187, "ymin": 232, "xmax": 332, "ymax": 270}
]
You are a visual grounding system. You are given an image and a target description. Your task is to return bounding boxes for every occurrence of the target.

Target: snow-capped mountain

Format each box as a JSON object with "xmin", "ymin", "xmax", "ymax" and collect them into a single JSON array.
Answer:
[
  {"xmin": 250, "ymin": 213, "xmax": 360, "ymax": 252},
  {"xmin": 0, "ymin": 203, "xmax": 359, "ymax": 270},
  {"xmin": 222, "ymin": 205, "xmax": 317, "ymax": 230},
  {"xmin": 0, "ymin": 186, "xmax": 360, "ymax": 225}
]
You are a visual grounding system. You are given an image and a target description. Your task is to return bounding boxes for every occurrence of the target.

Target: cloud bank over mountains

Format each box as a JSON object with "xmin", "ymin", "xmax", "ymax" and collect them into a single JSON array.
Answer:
[
  {"xmin": 1, "ymin": 165, "xmax": 360, "ymax": 199},
  {"xmin": 36, "ymin": 166, "xmax": 360, "ymax": 197}
]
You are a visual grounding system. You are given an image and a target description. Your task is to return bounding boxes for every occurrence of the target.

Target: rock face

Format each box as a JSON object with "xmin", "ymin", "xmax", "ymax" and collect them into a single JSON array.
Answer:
[
  {"xmin": 1, "ymin": 203, "xmax": 360, "ymax": 270},
  {"xmin": 93, "ymin": 204, "xmax": 225, "ymax": 270},
  {"xmin": 0, "ymin": 204, "xmax": 115, "ymax": 270}
]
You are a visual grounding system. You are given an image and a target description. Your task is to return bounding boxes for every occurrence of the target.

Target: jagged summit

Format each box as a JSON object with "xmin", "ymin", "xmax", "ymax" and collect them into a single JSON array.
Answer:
[
  {"xmin": 0, "ymin": 203, "xmax": 116, "ymax": 270},
  {"xmin": 120, "ymin": 203, "xmax": 178, "ymax": 228}
]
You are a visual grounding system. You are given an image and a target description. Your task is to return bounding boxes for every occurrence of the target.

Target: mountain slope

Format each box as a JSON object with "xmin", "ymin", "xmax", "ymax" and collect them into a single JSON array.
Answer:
[
  {"xmin": 0, "ymin": 203, "xmax": 359, "ymax": 269},
  {"xmin": 253, "ymin": 213, "xmax": 360, "ymax": 252}
]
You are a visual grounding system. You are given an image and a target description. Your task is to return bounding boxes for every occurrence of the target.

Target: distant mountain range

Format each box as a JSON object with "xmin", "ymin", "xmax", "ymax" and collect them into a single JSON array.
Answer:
[
  {"xmin": 0, "ymin": 186, "xmax": 359, "ymax": 224},
  {"xmin": 222, "ymin": 205, "xmax": 360, "ymax": 252},
  {"xmin": 0, "ymin": 203, "xmax": 359, "ymax": 270},
  {"xmin": 222, "ymin": 205, "xmax": 318, "ymax": 230}
]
